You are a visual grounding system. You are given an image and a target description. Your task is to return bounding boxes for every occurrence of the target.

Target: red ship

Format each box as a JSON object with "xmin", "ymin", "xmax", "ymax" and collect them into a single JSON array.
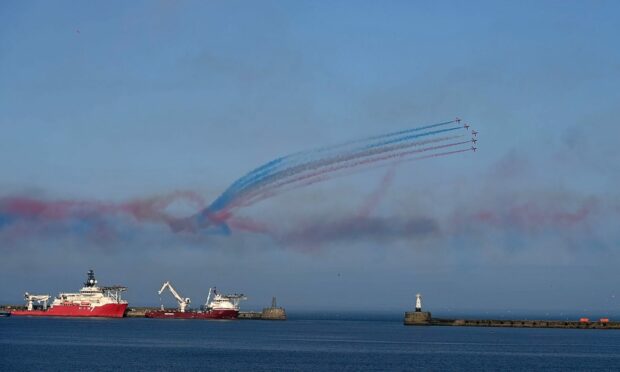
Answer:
[
  {"xmin": 145, "ymin": 282, "xmax": 245, "ymax": 320},
  {"xmin": 11, "ymin": 270, "xmax": 128, "ymax": 318}
]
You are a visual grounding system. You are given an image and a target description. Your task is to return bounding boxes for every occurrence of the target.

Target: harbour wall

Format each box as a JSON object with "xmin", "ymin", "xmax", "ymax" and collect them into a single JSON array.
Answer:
[{"xmin": 404, "ymin": 311, "xmax": 620, "ymax": 329}]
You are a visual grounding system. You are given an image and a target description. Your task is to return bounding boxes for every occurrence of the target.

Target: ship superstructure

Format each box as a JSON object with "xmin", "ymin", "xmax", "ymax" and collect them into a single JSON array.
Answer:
[
  {"xmin": 12, "ymin": 270, "xmax": 128, "ymax": 318},
  {"xmin": 204, "ymin": 287, "xmax": 246, "ymax": 313}
]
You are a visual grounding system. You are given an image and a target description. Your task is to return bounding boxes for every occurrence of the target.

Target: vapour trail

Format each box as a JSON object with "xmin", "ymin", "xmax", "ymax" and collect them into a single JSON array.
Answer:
[
  {"xmin": 0, "ymin": 191, "xmax": 206, "ymax": 234},
  {"xmin": 357, "ymin": 166, "xmax": 397, "ymax": 219},
  {"xmin": 169, "ymin": 120, "xmax": 475, "ymax": 233},
  {"xmin": 222, "ymin": 133, "xmax": 464, "ymax": 211},
  {"xmin": 208, "ymin": 120, "xmax": 459, "ymax": 212},
  {"xmin": 0, "ymin": 119, "xmax": 475, "ymax": 238},
  {"xmin": 208, "ymin": 127, "xmax": 464, "ymax": 214},
  {"xmin": 227, "ymin": 147, "xmax": 473, "ymax": 213},
  {"xmin": 227, "ymin": 125, "xmax": 460, "ymax": 198},
  {"xmin": 233, "ymin": 140, "xmax": 471, "ymax": 209},
  {"xmin": 222, "ymin": 119, "xmax": 457, "ymax": 197}
]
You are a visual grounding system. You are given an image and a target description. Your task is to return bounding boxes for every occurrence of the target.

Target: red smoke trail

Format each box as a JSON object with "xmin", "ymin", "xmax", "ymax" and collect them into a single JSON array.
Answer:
[
  {"xmin": 227, "ymin": 217, "xmax": 272, "ymax": 234},
  {"xmin": 357, "ymin": 166, "xmax": 397, "ymax": 218},
  {"xmin": 464, "ymin": 201, "xmax": 595, "ymax": 232},
  {"xmin": 0, "ymin": 191, "xmax": 206, "ymax": 235}
]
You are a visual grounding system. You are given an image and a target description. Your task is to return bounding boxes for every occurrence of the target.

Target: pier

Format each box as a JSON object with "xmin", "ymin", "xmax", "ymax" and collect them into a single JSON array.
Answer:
[
  {"xmin": 405, "ymin": 315, "xmax": 620, "ymax": 329},
  {"xmin": 403, "ymin": 294, "xmax": 620, "ymax": 329}
]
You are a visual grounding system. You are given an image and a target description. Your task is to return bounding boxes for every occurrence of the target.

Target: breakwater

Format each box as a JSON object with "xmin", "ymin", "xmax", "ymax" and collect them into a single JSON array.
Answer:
[{"xmin": 404, "ymin": 311, "xmax": 620, "ymax": 329}]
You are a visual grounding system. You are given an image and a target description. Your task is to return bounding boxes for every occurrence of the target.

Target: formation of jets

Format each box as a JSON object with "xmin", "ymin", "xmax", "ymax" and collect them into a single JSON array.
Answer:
[{"xmin": 457, "ymin": 117, "xmax": 478, "ymax": 152}]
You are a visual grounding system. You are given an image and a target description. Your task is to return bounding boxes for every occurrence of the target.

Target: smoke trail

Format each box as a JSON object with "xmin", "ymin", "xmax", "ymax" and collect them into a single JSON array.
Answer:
[
  {"xmin": 208, "ymin": 120, "xmax": 460, "ymax": 212},
  {"xmin": 232, "ymin": 140, "xmax": 471, "ymax": 209},
  {"xmin": 171, "ymin": 120, "xmax": 476, "ymax": 233},
  {"xmin": 0, "ymin": 119, "xmax": 476, "ymax": 238},
  {"xmin": 220, "ymin": 134, "xmax": 462, "ymax": 212},
  {"xmin": 358, "ymin": 167, "xmax": 397, "ymax": 218},
  {"xmin": 0, "ymin": 191, "xmax": 206, "ymax": 235},
  {"xmin": 221, "ymin": 120, "xmax": 456, "ymax": 197},
  {"xmin": 209, "ymin": 129, "xmax": 465, "ymax": 215}
]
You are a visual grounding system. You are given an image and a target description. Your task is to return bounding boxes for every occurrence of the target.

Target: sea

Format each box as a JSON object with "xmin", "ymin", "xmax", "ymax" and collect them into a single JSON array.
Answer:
[{"xmin": 2, "ymin": 313, "xmax": 620, "ymax": 371}]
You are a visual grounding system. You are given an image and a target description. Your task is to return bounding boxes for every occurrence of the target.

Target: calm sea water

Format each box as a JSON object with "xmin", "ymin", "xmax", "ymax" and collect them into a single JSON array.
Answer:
[{"xmin": 2, "ymin": 314, "xmax": 620, "ymax": 371}]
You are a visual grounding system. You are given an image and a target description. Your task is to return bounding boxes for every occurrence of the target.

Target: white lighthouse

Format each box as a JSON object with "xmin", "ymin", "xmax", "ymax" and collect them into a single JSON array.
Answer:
[
  {"xmin": 404, "ymin": 292, "xmax": 431, "ymax": 325},
  {"xmin": 415, "ymin": 293, "xmax": 422, "ymax": 312}
]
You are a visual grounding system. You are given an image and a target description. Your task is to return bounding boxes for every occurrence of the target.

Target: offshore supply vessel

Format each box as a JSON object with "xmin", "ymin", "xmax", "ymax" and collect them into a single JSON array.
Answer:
[
  {"xmin": 11, "ymin": 270, "xmax": 128, "ymax": 318},
  {"xmin": 145, "ymin": 281, "xmax": 245, "ymax": 319}
]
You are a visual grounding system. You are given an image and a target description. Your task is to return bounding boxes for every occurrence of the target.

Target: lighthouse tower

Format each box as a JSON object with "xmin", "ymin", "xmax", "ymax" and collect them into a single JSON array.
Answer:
[{"xmin": 404, "ymin": 292, "xmax": 431, "ymax": 325}]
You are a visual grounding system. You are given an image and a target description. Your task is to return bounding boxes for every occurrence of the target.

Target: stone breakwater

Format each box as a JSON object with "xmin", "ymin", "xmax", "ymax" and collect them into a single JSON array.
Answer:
[{"xmin": 404, "ymin": 311, "xmax": 620, "ymax": 329}]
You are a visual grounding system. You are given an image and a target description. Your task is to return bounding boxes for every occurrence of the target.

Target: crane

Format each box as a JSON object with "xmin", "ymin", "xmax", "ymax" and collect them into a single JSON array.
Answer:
[
  {"xmin": 158, "ymin": 281, "xmax": 191, "ymax": 312},
  {"xmin": 24, "ymin": 292, "xmax": 50, "ymax": 311}
]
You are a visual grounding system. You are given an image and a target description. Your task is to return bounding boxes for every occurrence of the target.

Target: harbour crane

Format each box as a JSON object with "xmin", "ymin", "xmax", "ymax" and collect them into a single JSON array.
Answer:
[
  {"xmin": 158, "ymin": 281, "xmax": 191, "ymax": 312},
  {"xmin": 24, "ymin": 292, "xmax": 50, "ymax": 311}
]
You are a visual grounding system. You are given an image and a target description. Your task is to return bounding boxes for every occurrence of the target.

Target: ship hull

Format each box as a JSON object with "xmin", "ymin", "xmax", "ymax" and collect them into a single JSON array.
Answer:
[
  {"xmin": 11, "ymin": 303, "xmax": 127, "ymax": 318},
  {"xmin": 145, "ymin": 309, "xmax": 239, "ymax": 320}
]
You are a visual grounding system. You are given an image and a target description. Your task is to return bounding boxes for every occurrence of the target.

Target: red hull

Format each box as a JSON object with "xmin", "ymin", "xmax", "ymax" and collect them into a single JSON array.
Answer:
[
  {"xmin": 11, "ymin": 303, "xmax": 127, "ymax": 318},
  {"xmin": 145, "ymin": 309, "xmax": 239, "ymax": 319}
]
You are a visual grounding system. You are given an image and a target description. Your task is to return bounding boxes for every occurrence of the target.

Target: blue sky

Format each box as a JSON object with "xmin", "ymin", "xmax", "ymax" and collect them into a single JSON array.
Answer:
[{"xmin": 1, "ymin": 1, "xmax": 619, "ymax": 314}]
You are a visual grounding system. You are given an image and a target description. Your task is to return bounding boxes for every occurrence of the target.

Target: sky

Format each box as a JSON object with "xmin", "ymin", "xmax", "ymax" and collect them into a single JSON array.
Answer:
[{"xmin": 1, "ymin": 0, "xmax": 620, "ymax": 315}]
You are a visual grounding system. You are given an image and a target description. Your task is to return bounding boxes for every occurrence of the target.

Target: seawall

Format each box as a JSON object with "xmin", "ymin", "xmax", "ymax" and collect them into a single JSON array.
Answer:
[{"xmin": 404, "ymin": 312, "xmax": 620, "ymax": 329}]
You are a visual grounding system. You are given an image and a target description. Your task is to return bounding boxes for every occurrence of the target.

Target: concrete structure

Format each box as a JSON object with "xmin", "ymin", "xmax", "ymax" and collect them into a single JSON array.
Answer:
[
  {"xmin": 261, "ymin": 297, "xmax": 287, "ymax": 320},
  {"xmin": 238, "ymin": 311, "xmax": 263, "ymax": 320},
  {"xmin": 404, "ymin": 311, "xmax": 432, "ymax": 325},
  {"xmin": 434, "ymin": 318, "xmax": 620, "ymax": 329},
  {"xmin": 402, "ymin": 296, "xmax": 620, "ymax": 329}
]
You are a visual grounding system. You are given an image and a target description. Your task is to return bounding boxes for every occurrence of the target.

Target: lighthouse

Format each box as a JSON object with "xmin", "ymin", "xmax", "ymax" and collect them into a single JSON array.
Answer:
[{"xmin": 404, "ymin": 292, "xmax": 431, "ymax": 325}]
